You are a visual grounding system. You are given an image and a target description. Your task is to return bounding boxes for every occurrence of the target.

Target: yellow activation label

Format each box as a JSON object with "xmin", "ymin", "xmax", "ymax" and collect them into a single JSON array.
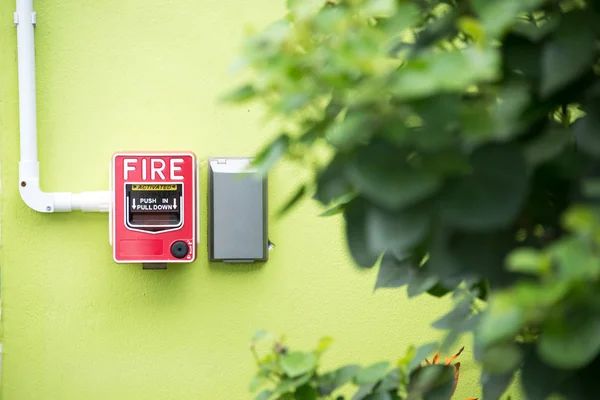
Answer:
[{"xmin": 130, "ymin": 184, "xmax": 178, "ymax": 191}]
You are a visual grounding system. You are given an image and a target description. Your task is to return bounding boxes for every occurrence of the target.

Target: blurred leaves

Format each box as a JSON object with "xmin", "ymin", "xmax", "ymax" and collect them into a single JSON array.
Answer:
[
  {"xmin": 229, "ymin": 0, "xmax": 600, "ymax": 398},
  {"xmin": 541, "ymin": 11, "xmax": 597, "ymax": 97},
  {"xmin": 280, "ymin": 352, "xmax": 318, "ymax": 378},
  {"xmin": 524, "ymin": 126, "xmax": 571, "ymax": 167},
  {"xmin": 439, "ymin": 144, "xmax": 528, "ymax": 231},
  {"xmin": 253, "ymin": 135, "xmax": 290, "ymax": 176},
  {"xmin": 471, "ymin": 0, "xmax": 545, "ymax": 38},
  {"xmin": 348, "ymin": 140, "xmax": 442, "ymax": 210},
  {"xmin": 222, "ymin": 84, "xmax": 256, "ymax": 103},
  {"xmin": 538, "ymin": 311, "xmax": 600, "ymax": 369},
  {"xmin": 355, "ymin": 362, "xmax": 391, "ymax": 385},
  {"xmin": 345, "ymin": 198, "xmax": 380, "ymax": 267},
  {"xmin": 249, "ymin": 331, "xmax": 472, "ymax": 399},
  {"xmin": 407, "ymin": 365, "xmax": 455, "ymax": 400}
]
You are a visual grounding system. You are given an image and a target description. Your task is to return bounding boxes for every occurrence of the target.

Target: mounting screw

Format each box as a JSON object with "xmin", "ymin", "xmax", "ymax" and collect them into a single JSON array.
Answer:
[
  {"xmin": 20, "ymin": 181, "xmax": 26, "ymax": 187},
  {"xmin": 46, "ymin": 206, "xmax": 52, "ymax": 211}
]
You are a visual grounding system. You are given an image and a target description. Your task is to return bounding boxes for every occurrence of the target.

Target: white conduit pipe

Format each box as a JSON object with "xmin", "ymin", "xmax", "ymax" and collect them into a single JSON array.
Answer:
[{"xmin": 15, "ymin": 0, "xmax": 110, "ymax": 212}]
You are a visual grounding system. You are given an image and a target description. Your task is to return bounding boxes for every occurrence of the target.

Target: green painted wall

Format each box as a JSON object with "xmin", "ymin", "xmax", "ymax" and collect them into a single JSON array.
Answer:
[{"xmin": 0, "ymin": 1, "xmax": 481, "ymax": 399}]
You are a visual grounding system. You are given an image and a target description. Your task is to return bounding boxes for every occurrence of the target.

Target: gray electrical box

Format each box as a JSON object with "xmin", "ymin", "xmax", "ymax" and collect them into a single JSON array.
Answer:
[{"xmin": 208, "ymin": 158, "xmax": 268, "ymax": 262}]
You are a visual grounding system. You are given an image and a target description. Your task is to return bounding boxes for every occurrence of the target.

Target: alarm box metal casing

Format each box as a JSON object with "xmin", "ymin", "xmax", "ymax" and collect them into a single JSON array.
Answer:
[
  {"xmin": 208, "ymin": 157, "xmax": 268, "ymax": 263},
  {"xmin": 111, "ymin": 152, "xmax": 198, "ymax": 264}
]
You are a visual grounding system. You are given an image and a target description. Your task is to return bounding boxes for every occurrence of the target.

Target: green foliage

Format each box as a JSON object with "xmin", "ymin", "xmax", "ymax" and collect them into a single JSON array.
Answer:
[
  {"xmin": 227, "ymin": 0, "xmax": 600, "ymax": 398},
  {"xmin": 248, "ymin": 331, "xmax": 468, "ymax": 400}
]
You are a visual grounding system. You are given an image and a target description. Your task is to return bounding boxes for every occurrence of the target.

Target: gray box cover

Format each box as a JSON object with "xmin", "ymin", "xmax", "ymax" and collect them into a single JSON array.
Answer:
[{"xmin": 208, "ymin": 158, "xmax": 268, "ymax": 262}]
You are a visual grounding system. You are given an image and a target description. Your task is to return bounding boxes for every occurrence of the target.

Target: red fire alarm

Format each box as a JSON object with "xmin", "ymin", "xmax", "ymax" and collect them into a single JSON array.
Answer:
[{"xmin": 110, "ymin": 152, "xmax": 198, "ymax": 264}]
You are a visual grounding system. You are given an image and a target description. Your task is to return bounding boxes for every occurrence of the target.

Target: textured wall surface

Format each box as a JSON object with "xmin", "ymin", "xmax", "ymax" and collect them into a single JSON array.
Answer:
[{"xmin": 0, "ymin": 1, "xmax": 483, "ymax": 399}]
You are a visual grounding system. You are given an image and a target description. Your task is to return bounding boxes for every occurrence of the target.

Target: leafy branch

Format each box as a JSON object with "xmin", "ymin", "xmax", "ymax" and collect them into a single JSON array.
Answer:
[{"xmin": 225, "ymin": 0, "xmax": 600, "ymax": 398}]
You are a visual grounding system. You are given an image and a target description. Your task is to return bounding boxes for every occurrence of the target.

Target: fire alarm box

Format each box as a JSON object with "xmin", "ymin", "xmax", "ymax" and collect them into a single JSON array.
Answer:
[{"xmin": 110, "ymin": 152, "xmax": 198, "ymax": 264}]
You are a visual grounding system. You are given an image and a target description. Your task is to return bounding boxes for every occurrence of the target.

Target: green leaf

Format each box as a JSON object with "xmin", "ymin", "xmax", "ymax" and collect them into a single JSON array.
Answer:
[
  {"xmin": 419, "ymin": 152, "xmax": 471, "ymax": 177},
  {"xmin": 374, "ymin": 253, "xmax": 415, "ymax": 290},
  {"xmin": 425, "ymin": 228, "xmax": 467, "ymax": 288},
  {"xmin": 398, "ymin": 345, "xmax": 416, "ymax": 368},
  {"xmin": 295, "ymin": 384, "xmax": 319, "ymax": 400},
  {"xmin": 280, "ymin": 351, "xmax": 318, "ymax": 378},
  {"xmin": 541, "ymin": 11, "xmax": 596, "ymax": 97},
  {"xmin": 374, "ymin": 369, "xmax": 400, "ymax": 393},
  {"xmin": 472, "ymin": 0, "xmax": 545, "ymax": 37},
  {"xmin": 573, "ymin": 114, "xmax": 600, "ymax": 156},
  {"xmin": 435, "ymin": 46, "xmax": 500, "ymax": 88},
  {"xmin": 277, "ymin": 185, "xmax": 307, "ymax": 217},
  {"xmin": 315, "ymin": 156, "xmax": 354, "ymax": 205},
  {"xmin": 506, "ymin": 247, "xmax": 549, "ymax": 275},
  {"xmin": 482, "ymin": 343, "xmax": 523, "ymax": 374},
  {"xmin": 361, "ymin": 0, "xmax": 397, "ymax": 18},
  {"xmin": 326, "ymin": 113, "xmax": 373, "ymax": 151},
  {"xmin": 524, "ymin": 126, "xmax": 571, "ymax": 167},
  {"xmin": 511, "ymin": 19, "xmax": 558, "ymax": 42},
  {"xmin": 319, "ymin": 365, "xmax": 360, "ymax": 396},
  {"xmin": 505, "ymin": 281, "xmax": 569, "ymax": 311},
  {"xmin": 477, "ymin": 298, "xmax": 525, "ymax": 346},
  {"xmin": 344, "ymin": 198, "xmax": 379, "ymax": 268},
  {"xmin": 245, "ymin": 19, "xmax": 291, "ymax": 57},
  {"xmin": 255, "ymin": 390, "xmax": 273, "ymax": 400},
  {"xmin": 538, "ymin": 311, "xmax": 600, "ymax": 369},
  {"xmin": 562, "ymin": 205, "xmax": 599, "ymax": 234},
  {"xmin": 448, "ymin": 230, "xmax": 515, "ymax": 287},
  {"xmin": 287, "ymin": 0, "xmax": 324, "ymax": 20},
  {"xmin": 334, "ymin": 364, "xmax": 361, "ymax": 385},
  {"xmin": 426, "ymin": 283, "xmax": 452, "ymax": 298},
  {"xmin": 460, "ymin": 102, "xmax": 495, "ymax": 143},
  {"xmin": 549, "ymin": 237, "xmax": 600, "ymax": 280},
  {"xmin": 521, "ymin": 345, "xmax": 572, "ymax": 400},
  {"xmin": 355, "ymin": 362, "xmax": 390, "ymax": 385},
  {"xmin": 408, "ymin": 95, "xmax": 461, "ymax": 151},
  {"xmin": 366, "ymin": 205, "xmax": 429, "ymax": 255},
  {"xmin": 313, "ymin": 6, "xmax": 347, "ymax": 35},
  {"xmin": 277, "ymin": 93, "xmax": 313, "ymax": 114},
  {"xmin": 407, "ymin": 365, "xmax": 455, "ymax": 400},
  {"xmin": 503, "ymin": 33, "xmax": 542, "ymax": 80},
  {"xmin": 458, "ymin": 16, "xmax": 486, "ymax": 44},
  {"xmin": 392, "ymin": 47, "xmax": 500, "ymax": 99},
  {"xmin": 352, "ymin": 384, "xmax": 377, "ymax": 400},
  {"xmin": 275, "ymin": 373, "xmax": 313, "ymax": 394},
  {"xmin": 493, "ymin": 84, "xmax": 531, "ymax": 139},
  {"xmin": 412, "ymin": 9, "xmax": 458, "ymax": 50},
  {"xmin": 221, "ymin": 84, "xmax": 256, "ymax": 103},
  {"xmin": 481, "ymin": 370, "xmax": 515, "ymax": 400},
  {"xmin": 363, "ymin": 393, "xmax": 392, "ymax": 400},
  {"xmin": 250, "ymin": 374, "xmax": 270, "ymax": 392},
  {"xmin": 316, "ymin": 337, "xmax": 334, "ymax": 354},
  {"xmin": 379, "ymin": 4, "xmax": 420, "ymax": 36},
  {"xmin": 348, "ymin": 141, "xmax": 442, "ymax": 210},
  {"xmin": 253, "ymin": 135, "xmax": 290, "ymax": 176},
  {"xmin": 252, "ymin": 330, "xmax": 273, "ymax": 343},
  {"xmin": 333, "ymin": 365, "xmax": 361, "ymax": 389},
  {"xmin": 440, "ymin": 144, "xmax": 528, "ymax": 231},
  {"xmin": 320, "ymin": 204, "xmax": 346, "ymax": 217},
  {"xmin": 583, "ymin": 178, "xmax": 600, "ymax": 199},
  {"xmin": 408, "ymin": 342, "xmax": 439, "ymax": 373}
]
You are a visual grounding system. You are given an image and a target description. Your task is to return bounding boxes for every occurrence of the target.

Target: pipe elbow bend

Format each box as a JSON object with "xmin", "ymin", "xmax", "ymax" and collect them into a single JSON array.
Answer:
[{"xmin": 19, "ymin": 179, "xmax": 72, "ymax": 213}]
